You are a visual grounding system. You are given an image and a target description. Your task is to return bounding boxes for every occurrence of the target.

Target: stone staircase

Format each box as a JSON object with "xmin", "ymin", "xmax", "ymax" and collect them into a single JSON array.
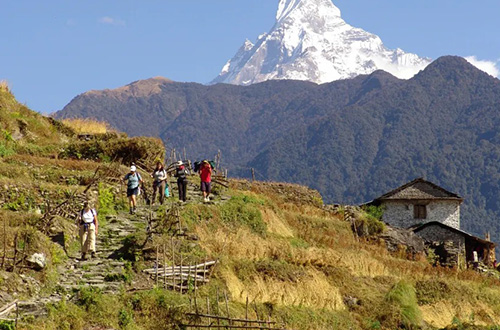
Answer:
[
  {"xmin": 15, "ymin": 211, "xmax": 146, "ymax": 317},
  {"xmin": 12, "ymin": 176, "xmax": 230, "ymax": 319}
]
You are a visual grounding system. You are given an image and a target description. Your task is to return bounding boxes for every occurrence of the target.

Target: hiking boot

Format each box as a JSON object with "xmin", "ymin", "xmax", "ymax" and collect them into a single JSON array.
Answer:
[
  {"xmin": 91, "ymin": 251, "xmax": 96, "ymax": 259},
  {"xmin": 129, "ymin": 208, "xmax": 133, "ymax": 215},
  {"xmin": 80, "ymin": 253, "xmax": 87, "ymax": 260}
]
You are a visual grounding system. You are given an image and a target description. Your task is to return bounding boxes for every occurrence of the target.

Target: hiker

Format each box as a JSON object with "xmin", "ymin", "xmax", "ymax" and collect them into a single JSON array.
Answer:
[
  {"xmin": 151, "ymin": 161, "xmax": 167, "ymax": 205},
  {"xmin": 123, "ymin": 165, "xmax": 143, "ymax": 214},
  {"xmin": 199, "ymin": 160, "xmax": 213, "ymax": 202},
  {"xmin": 77, "ymin": 201, "xmax": 98, "ymax": 260},
  {"xmin": 174, "ymin": 161, "xmax": 188, "ymax": 202}
]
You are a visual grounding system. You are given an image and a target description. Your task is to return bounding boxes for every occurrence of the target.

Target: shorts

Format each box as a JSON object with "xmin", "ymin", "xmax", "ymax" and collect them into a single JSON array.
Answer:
[
  {"xmin": 127, "ymin": 187, "xmax": 139, "ymax": 197},
  {"xmin": 201, "ymin": 181, "xmax": 211, "ymax": 193}
]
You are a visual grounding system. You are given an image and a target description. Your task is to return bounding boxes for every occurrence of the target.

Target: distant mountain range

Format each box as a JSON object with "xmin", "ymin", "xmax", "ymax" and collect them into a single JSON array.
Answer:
[
  {"xmin": 55, "ymin": 56, "xmax": 500, "ymax": 245},
  {"xmin": 211, "ymin": 0, "xmax": 431, "ymax": 85}
]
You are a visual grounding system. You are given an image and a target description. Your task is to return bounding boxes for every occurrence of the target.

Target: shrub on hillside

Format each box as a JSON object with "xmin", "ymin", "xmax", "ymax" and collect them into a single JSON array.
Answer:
[
  {"xmin": 352, "ymin": 206, "xmax": 386, "ymax": 237},
  {"xmin": 60, "ymin": 136, "xmax": 165, "ymax": 166},
  {"xmin": 379, "ymin": 280, "xmax": 422, "ymax": 329}
]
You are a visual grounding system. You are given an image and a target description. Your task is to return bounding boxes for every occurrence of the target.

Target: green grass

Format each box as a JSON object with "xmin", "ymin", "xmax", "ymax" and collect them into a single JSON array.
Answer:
[{"xmin": 383, "ymin": 280, "xmax": 422, "ymax": 329}]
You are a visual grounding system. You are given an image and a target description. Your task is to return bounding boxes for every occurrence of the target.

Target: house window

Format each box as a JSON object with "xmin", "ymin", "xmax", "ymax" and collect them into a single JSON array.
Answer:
[{"xmin": 414, "ymin": 205, "xmax": 427, "ymax": 219}]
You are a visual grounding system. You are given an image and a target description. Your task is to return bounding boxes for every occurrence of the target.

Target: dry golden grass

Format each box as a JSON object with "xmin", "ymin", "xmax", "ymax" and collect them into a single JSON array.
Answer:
[
  {"xmin": 10, "ymin": 154, "xmax": 101, "ymax": 171},
  {"xmin": 184, "ymin": 185, "xmax": 500, "ymax": 329},
  {"xmin": 62, "ymin": 118, "xmax": 110, "ymax": 134},
  {"xmin": 421, "ymin": 300, "xmax": 500, "ymax": 328},
  {"xmin": 197, "ymin": 225, "xmax": 286, "ymax": 260},
  {"xmin": 221, "ymin": 267, "xmax": 345, "ymax": 311},
  {"xmin": 261, "ymin": 209, "xmax": 294, "ymax": 237},
  {"xmin": 0, "ymin": 80, "xmax": 9, "ymax": 92}
]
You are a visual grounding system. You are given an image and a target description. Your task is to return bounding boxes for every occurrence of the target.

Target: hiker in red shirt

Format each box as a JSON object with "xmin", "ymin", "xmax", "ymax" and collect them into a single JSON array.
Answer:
[{"xmin": 199, "ymin": 160, "xmax": 212, "ymax": 202}]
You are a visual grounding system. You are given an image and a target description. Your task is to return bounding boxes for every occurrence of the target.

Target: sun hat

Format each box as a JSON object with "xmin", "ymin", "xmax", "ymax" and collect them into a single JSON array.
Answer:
[
  {"xmin": 130, "ymin": 165, "xmax": 137, "ymax": 172},
  {"xmin": 177, "ymin": 161, "xmax": 183, "ymax": 166}
]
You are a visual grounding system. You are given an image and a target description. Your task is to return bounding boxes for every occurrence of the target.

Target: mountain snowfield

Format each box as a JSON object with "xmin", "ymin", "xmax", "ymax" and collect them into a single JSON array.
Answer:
[{"xmin": 212, "ymin": 0, "xmax": 498, "ymax": 85}]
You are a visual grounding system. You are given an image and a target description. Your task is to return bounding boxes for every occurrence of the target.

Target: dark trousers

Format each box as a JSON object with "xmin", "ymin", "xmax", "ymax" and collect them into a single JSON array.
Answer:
[
  {"xmin": 152, "ymin": 180, "xmax": 166, "ymax": 204},
  {"xmin": 177, "ymin": 179, "xmax": 187, "ymax": 202}
]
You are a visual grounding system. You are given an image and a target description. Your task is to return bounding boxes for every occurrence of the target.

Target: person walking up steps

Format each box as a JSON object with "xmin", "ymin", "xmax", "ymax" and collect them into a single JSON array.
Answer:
[
  {"xmin": 123, "ymin": 165, "xmax": 143, "ymax": 214},
  {"xmin": 199, "ymin": 160, "xmax": 213, "ymax": 202},
  {"xmin": 77, "ymin": 201, "xmax": 99, "ymax": 260},
  {"xmin": 151, "ymin": 161, "xmax": 167, "ymax": 205},
  {"xmin": 174, "ymin": 161, "xmax": 188, "ymax": 202}
]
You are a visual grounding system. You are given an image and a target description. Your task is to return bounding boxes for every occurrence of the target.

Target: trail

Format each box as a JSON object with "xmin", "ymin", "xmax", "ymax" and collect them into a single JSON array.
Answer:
[{"xmin": 12, "ymin": 178, "xmax": 228, "ymax": 319}]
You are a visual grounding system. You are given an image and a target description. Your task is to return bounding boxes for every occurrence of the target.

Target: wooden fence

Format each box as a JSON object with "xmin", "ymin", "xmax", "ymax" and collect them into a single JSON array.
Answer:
[
  {"xmin": 143, "ymin": 258, "xmax": 217, "ymax": 292},
  {"xmin": 183, "ymin": 293, "xmax": 291, "ymax": 330},
  {"xmin": 0, "ymin": 300, "xmax": 18, "ymax": 326}
]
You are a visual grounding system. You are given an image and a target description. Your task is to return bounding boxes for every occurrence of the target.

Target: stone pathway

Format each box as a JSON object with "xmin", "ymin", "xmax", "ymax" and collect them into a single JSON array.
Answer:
[
  {"xmin": 12, "ymin": 176, "xmax": 229, "ymax": 319},
  {"xmin": 15, "ymin": 211, "xmax": 146, "ymax": 317}
]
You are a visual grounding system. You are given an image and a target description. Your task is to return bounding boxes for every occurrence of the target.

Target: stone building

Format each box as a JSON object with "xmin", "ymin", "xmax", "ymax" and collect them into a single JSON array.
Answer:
[
  {"xmin": 371, "ymin": 178, "xmax": 462, "ymax": 229},
  {"xmin": 368, "ymin": 178, "xmax": 496, "ymax": 267},
  {"xmin": 413, "ymin": 221, "xmax": 495, "ymax": 267}
]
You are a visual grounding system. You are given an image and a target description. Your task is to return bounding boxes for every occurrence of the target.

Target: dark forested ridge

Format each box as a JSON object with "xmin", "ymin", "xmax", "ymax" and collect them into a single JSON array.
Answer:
[{"xmin": 55, "ymin": 56, "xmax": 500, "ymax": 243}]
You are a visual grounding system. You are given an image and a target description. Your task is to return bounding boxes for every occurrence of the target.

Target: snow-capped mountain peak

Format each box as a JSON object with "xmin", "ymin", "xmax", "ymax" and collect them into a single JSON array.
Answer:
[
  {"xmin": 211, "ymin": 0, "xmax": 431, "ymax": 85},
  {"xmin": 276, "ymin": 0, "xmax": 341, "ymax": 22}
]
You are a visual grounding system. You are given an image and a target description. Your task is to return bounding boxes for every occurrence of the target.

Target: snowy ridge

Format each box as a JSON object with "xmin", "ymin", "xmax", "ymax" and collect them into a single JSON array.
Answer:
[{"xmin": 211, "ymin": 0, "xmax": 431, "ymax": 85}]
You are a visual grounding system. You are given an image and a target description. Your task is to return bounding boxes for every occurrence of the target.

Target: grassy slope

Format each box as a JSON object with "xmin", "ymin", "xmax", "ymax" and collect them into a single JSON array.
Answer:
[
  {"xmin": 183, "ymin": 182, "xmax": 500, "ymax": 330},
  {"xmin": 1, "ymin": 86, "xmax": 500, "ymax": 330},
  {"xmin": 30, "ymin": 181, "xmax": 500, "ymax": 330}
]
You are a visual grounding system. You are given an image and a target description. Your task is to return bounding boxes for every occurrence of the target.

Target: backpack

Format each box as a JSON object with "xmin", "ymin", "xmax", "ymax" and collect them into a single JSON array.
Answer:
[
  {"xmin": 80, "ymin": 208, "xmax": 97, "ymax": 224},
  {"xmin": 195, "ymin": 160, "xmax": 215, "ymax": 172}
]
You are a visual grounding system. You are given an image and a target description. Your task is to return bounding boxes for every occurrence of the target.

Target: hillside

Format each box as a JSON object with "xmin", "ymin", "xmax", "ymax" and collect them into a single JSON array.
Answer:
[
  {"xmin": 54, "ymin": 56, "xmax": 500, "ymax": 246},
  {"xmin": 3, "ymin": 86, "xmax": 500, "ymax": 329}
]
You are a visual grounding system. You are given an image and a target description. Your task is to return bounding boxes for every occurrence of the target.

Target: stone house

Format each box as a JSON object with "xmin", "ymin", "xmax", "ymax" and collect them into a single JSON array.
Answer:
[
  {"xmin": 370, "ymin": 178, "xmax": 462, "ymax": 229},
  {"xmin": 413, "ymin": 221, "xmax": 495, "ymax": 267},
  {"xmin": 368, "ymin": 178, "xmax": 496, "ymax": 267}
]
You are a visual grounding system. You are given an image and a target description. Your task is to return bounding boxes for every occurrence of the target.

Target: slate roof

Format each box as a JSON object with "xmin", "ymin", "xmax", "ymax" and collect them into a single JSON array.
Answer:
[
  {"xmin": 374, "ymin": 178, "xmax": 463, "ymax": 202},
  {"xmin": 412, "ymin": 221, "xmax": 495, "ymax": 247}
]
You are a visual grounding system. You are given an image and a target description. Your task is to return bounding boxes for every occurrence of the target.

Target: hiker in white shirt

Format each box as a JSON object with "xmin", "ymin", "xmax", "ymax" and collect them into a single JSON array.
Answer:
[
  {"xmin": 77, "ymin": 201, "xmax": 99, "ymax": 260},
  {"xmin": 151, "ymin": 162, "xmax": 167, "ymax": 205}
]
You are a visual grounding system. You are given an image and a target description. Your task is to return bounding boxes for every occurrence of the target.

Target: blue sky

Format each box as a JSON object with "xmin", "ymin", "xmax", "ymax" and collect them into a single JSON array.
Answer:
[{"xmin": 1, "ymin": 0, "xmax": 499, "ymax": 113}]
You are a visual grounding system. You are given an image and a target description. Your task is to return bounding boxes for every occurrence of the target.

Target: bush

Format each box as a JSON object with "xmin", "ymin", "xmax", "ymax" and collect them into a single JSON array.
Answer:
[
  {"xmin": 0, "ymin": 143, "xmax": 14, "ymax": 157},
  {"xmin": 381, "ymin": 280, "xmax": 422, "ymax": 329},
  {"xmin": 0, "ymin": 320, "xmax": 15, "ymax": 330},
  {"xmin": 77, "ymin": 286, "xmax": 103, "ymax": 312},
  {"xmin": 60, "ymin": 136, "xmax": 165, "ymax": 167}
]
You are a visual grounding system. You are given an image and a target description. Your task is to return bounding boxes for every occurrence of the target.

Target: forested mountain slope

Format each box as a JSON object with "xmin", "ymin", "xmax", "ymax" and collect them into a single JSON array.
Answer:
[
  {"xmin": 250, "ymin": 56, "xmax": 500, "ymax": 241},
  {"xmin": 55, "ymin": 56, "xmax": 500, "ymax": 243}
]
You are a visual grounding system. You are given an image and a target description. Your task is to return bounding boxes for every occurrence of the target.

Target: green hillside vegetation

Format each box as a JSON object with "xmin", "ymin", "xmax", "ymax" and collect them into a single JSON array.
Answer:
[{"xmin": 2, "ymin": 85, "xmax": 500, "ymax": 329}]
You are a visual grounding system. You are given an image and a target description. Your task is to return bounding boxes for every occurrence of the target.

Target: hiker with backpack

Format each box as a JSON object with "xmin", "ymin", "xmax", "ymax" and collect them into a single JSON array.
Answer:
[
  {"xmin": 77, "ymin": 201, "xmax": 98, "ymax": 260},
  {"xmin": 174, "ymin": 161, "xmax": 188, "ymax": 202},
  {"xmin": 199, "ymin": 160, "xmax": 213, "ymax": 202},
  {"xmin": 123, "ymin": 165, "xmax": 143, "ymax": 214},
  {"xmin": 151, "ymin": 161, "xmax": 167, "ymax": 205}
]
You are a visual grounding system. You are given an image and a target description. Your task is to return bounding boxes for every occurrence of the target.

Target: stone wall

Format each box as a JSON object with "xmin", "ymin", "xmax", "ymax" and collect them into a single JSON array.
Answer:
[
  {"xmin": 382, "ymin": 200, "xmax": 460, "ymax": 229},
  {"xmin": 415, "ymin": 224, "xmax": 466, "ymax": 267}
]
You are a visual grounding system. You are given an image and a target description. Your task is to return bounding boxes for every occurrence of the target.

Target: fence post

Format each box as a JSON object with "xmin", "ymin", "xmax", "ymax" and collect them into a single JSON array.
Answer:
[
  {"xmin": 206, "ymin": 296, "xmax": 211, "ymax": 329},
  {"xmin": 216, "ymin": 288, "xmax": 220, "ymax": 328},
  {"xmin": 155, "ymin": 246, "xmax": 159, "ymax": 286},
  {"xmin": 224, "ymin": 291, "xmax": 231, "ymax": 330},
  {"xmin": 245, "ymin": 296, "xmax": 249, "ymax": 327},
  {"xmin": 171, "ymin": 238, "xmax": 175, "ymax": 291},
  {"xmin": 164, "ymin": 243, "xmax": 167, "ymax": 289}
]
